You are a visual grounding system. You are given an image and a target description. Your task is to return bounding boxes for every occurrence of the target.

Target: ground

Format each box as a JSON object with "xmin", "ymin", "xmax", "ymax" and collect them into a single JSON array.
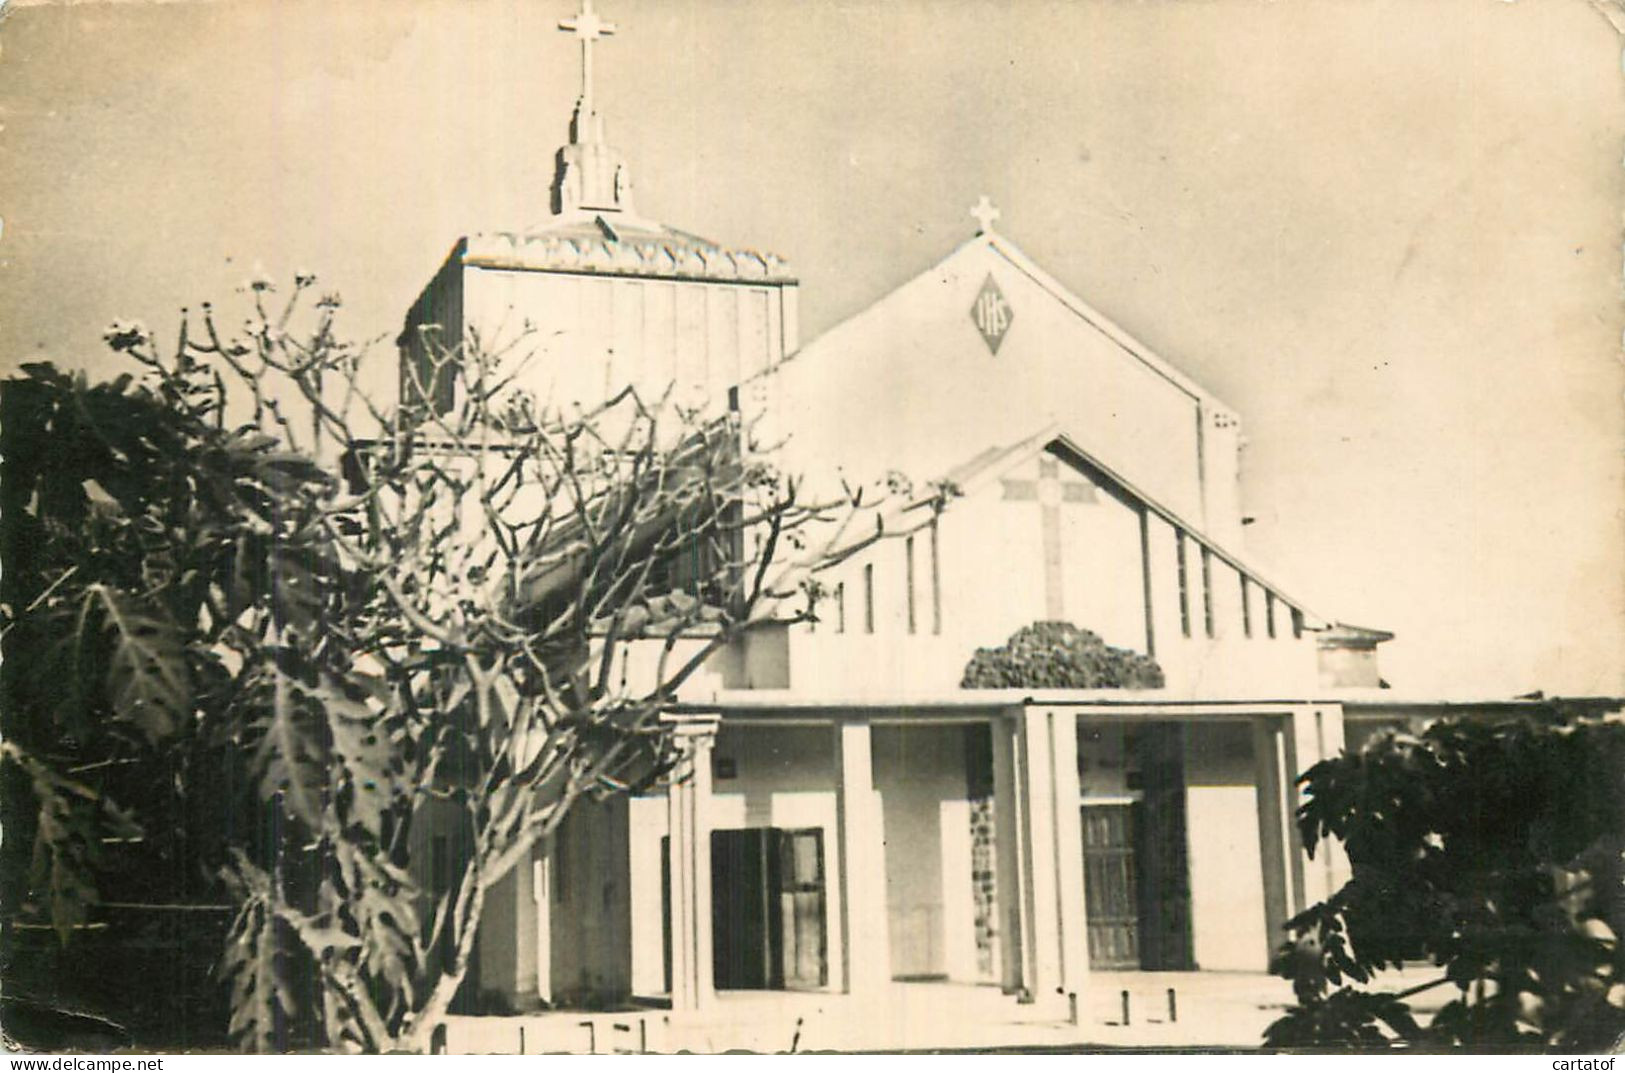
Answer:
[{"xmin": 443, "ymin": 967, "xmax": 1447, "ymax": 1053}]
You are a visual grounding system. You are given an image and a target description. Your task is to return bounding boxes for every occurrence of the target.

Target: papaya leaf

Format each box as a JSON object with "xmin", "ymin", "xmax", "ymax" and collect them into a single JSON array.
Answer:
[
  {"xmin": 238, "ymin": 657, "xmax": 394, "ymax": 834},
  {"xmin": 334, "ymin": 842, "xmax": 421, "ymax": 1010},
  {"xmin": 218, "ymin": 858, "xmax": 301, "ymax": 1054},
  {"xmin": 236, "ymin": 660, "xmax": 331, "ymax": 829},
  {"xmin": 88, "ymin": 584, "xmax": 190, "ymax": 741},
  {"xmin": 3, "ymin": 744, "xmax": 143, "ymax": 942}
]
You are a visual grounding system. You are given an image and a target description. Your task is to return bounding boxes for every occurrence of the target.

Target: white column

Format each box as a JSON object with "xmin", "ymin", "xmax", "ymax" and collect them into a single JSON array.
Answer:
[
  {"xmin": 1252, "ymin": 715, "xmax": 1299, "ymax": 961},
  {"xmin": 533, "ymin": 853, "xmax": 552, "ymax": 1006},
  {"xmin": 991, "ymin": 711, "xmax": 1028, "ymax": 995},
  {"xmin": 1016, "ymin": 706, "xmax": 1083, "ymax": 1020},
  {"xmin": 834, "ymin": 719, "xmax": 890, "ymax": 995},
  {"xmin": 1290, "ymin": 704, "xmax": 1350, "ymax": 906},
  {"xmin": 664, "ymin": 714, "xmax": 719, "ymax": 1013},
  {"xmin": 1047, "ymin": 710, "xmax": 1089, "ymax": 1008}
]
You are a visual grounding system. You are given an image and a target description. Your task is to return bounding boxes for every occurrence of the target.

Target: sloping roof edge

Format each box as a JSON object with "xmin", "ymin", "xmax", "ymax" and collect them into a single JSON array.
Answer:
[
  {"xmin": 982, "ymin": 233, "xmax": 1233, "ymax": 413},
  {"xmin": 816, "ymin": 421, "xmax": 1350, "ymax": 634}
]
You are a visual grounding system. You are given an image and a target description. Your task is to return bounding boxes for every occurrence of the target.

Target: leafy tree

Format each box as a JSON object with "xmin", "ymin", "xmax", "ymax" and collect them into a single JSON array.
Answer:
[
  {"xmin": 0, "ymin": 354, "xmax": 315, "ymax": 1047},
  {"xmin": 1, "ymin": 277, "xmax": 866, "ymax": 1052},
  {"xmin": 1265, "ymin": 704, "xmax": 1625, "ymax": 1051},
  {"xmin": 961, "ymin": 620, "xmax": 1164, "ymax": 689}
]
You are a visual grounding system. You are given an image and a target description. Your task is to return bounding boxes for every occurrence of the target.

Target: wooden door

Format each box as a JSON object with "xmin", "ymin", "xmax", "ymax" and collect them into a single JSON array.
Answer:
[
  {"xmin": 707, "ymin": 827, "xmax": 828, "ymax": 991},
  {"xmin": 776, "ymin": 828, "xmax": 827, "ymax": 990},
  {"xmin": 711, "ymin": 828, "xmax": 773, "ymax": 989},
  {"xmin": 1082, "ymin": 804, "xmax": 1140, "ymax": 969}
]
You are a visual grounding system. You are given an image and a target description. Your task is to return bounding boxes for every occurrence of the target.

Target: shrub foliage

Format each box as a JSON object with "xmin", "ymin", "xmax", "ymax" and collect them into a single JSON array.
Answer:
[
  {"xmin": 961, "ymin": 620, "xmax": 1164, "ymax": 690},
  {"xmin": 1266, "ymin": 705, "xmax": 1625, "ymax": 1051}
]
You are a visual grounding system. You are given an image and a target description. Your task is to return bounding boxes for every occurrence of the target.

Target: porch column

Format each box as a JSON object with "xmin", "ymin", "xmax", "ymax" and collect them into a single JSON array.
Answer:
[
  {"xmin": 1252, "ymin": 715, "xmax": 1302, "ymax": 962},
  {"xmin": 533, "ymin": 852, "xmax": 552, "ymax": 1006},
  {"xmin": 1016, "ymin": 706, "xmax": 1087, "ymax": 1019},
  {"xmin": 1290, "ymin": 705, "xmax": 1351, "ymax": 905},
  {"xmin": 834, "ymin": 718, "xmax": 890, "ymax": 995},
  {"xmin": 991, "ymin": 711, "xmax": 1028, "ymax": 995},
  {"xmin": 1047, "ymin": 710, "xmax": 1089, "ymax": 1006},
  {"xmin": 665, "ymin": 714, "xmax": 719, "ymax": 1013}
]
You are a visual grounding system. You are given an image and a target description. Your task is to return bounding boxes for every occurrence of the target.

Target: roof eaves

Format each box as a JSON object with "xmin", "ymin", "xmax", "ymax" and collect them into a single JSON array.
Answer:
[{"xmin": 984, "ymin": 233, "xmax": 1229, "ymax": 412}]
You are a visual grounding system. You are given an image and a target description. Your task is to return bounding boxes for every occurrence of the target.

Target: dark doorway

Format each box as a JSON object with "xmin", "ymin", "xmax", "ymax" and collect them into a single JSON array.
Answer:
[
  {"xmin": 709, "ymin": 827, "xmax": 827, "ymax": 990},
  {"xmin": 1134, "ymin": 723, "xmax": 1194, "ymax": 970},
  {"xmin": 1079, "ymin": 722, "xmax": 1194, "ymax": 971}
]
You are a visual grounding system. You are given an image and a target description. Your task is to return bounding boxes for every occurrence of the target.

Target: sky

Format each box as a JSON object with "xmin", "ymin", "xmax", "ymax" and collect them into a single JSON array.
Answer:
[{"xmin": 0, "ymin": 0, "xmax": 1620, "ymax": 697}]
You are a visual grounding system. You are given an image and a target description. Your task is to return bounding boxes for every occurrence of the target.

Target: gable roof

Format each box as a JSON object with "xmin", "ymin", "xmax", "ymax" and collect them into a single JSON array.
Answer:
[
  {"xmin": 813, "ymin": 422, "xmax": 1338, "ymax": 632},
  {"xmin": 978, "ymin": 233, "xmax": 1229, "ymax": 414},
  {"xmin": 766, "ymin": 231, "xmax": 1235, "ymax": 416},
  {"xmin": 747, "ymin": 229, "xmax": 1242, "ymax": 540}
]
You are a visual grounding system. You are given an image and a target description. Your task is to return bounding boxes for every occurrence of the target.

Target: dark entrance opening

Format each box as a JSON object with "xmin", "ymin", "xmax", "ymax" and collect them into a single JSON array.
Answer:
[
  {"xmin": 1079, "ymin": 721, "xmax": 1194, "ymax": 971},
  {"xmin": 709, "ymin": 827, "xmax": 827, "ymax": 990}
]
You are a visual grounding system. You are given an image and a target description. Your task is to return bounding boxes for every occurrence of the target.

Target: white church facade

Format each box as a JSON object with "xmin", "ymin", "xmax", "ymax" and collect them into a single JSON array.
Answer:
[{"xmin": 398, "ymin": 2, "xmax": 1437, "ymax": 1052}]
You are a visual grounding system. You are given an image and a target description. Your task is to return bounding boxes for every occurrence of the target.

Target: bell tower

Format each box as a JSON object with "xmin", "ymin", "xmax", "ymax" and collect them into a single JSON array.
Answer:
[{"xmin": 399, "ymin": 0, "xmax": 800, "ymax": 422}]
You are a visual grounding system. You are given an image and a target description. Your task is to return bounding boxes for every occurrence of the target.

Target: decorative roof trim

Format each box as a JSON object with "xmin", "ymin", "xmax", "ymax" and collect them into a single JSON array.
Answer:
[{"xmin": 461, "ymin": 229, "xmax": 796, "ymax": 284}]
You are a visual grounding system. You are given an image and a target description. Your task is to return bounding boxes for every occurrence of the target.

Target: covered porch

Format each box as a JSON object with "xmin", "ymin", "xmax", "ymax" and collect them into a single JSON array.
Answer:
[
  {"xmin": 631, "ymin": 693, "xmax": 1351, "ymax": 1023},
  {"xmin": 462, "ymin": 692, "xmax": 1353, "ymax": 1047}
]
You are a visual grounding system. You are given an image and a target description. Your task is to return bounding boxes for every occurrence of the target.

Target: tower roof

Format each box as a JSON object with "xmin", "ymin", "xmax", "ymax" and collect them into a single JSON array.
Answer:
[
  {"xmin": 463, "ymin": 217, "xmax": 795, "ymax": 285},
  {"xmin": 498, "ymin": 0, "xmax": 791, "ymax": 284}
]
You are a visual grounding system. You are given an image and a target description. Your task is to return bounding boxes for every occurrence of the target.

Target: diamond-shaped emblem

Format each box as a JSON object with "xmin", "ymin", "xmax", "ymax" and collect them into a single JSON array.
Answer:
[{"xmin": 970, "ymin": 273, "xmax": 1013, "ymax": 355}]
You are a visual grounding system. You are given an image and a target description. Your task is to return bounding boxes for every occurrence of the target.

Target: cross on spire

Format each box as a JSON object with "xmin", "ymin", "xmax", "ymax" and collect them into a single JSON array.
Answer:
[
  {"xmin": 559, "ymin": 0, "xmax": 617, "ymax": 121},
  {"xmin": 970, "ymin": 194, "xmax": 1001, "ymax": 235}
]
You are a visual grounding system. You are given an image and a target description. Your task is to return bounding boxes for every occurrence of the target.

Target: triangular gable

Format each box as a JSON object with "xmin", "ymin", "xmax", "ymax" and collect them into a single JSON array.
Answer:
[
  {"xmin": 980, "ymin": 233, "xmax": 1222, "ymax": 413},
  {"xmin": 812, "ymin": 424, "xmax": 1332, "ymax": 632},
  {"xmin": 752, "ymin": 233, "xmax": 1242, "ymax": 545}
]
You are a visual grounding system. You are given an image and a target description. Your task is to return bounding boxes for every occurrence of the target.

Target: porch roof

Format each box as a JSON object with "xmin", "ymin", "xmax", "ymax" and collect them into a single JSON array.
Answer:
[
  {"xmin": 670, "ymin": 689, "xmax": 1624, "ymax": 722},
  {"xmin": 671, "ymin": 689, "xmax": 1326, "ymax": 720}
]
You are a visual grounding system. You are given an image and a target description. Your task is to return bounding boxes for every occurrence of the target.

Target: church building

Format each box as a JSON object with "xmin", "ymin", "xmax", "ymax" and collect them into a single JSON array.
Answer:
[{"xmin": 399, "ymin": 2, "xmax": 1426, "ymax": 1052}]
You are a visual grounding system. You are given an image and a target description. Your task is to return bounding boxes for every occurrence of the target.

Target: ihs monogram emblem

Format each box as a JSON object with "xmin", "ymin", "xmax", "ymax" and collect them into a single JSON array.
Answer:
[{"xmin": 971, "ymin": 273, "xmax": 1013, "ymax": 355}]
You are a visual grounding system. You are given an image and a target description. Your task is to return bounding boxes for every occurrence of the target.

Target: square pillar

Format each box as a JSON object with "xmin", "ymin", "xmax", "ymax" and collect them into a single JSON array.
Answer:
[
  {"xmin": 1252, "ymin": 715, "xmax": 1301, "ymax": 963},
  {"xmin": 991, "ymin": 712, "xmax": 1028, "ymax": 995},
  {"xmin": 664, "ymin": 714, "xmax": 719, "ymax": 1013},
  {"xmin": 1290, "ymin": 705, "xmax": 1351, "ymax": 905},
  {"xmin": 834, "ymin": 719, "xmax": 890, "ymax": 995},
  {"xmin": 990, "ymin": 706, "xmax": 1087, "ymax": 1018},
  {"xmin": 1015, "ymin": 706, "xmax": 1086, "ymax": 1019},
  {"xmin": 533, "ymin": 852, "xmax": 552, "ymax": 1006},
  {"xmin": 1046, "ymin": 710, "xmax": 1089, "ymax": 1005}
]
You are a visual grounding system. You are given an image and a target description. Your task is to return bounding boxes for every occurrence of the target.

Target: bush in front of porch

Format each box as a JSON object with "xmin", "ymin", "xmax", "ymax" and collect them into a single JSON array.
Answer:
[{"xmin": 960, "ymin": 621, "xmax": 1164, "ymax": 690}]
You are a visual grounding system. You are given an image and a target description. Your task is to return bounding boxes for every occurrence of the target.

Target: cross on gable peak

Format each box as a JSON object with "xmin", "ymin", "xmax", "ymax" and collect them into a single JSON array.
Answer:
[
  {"xmin": 970, "ymin": 194, "xmax": 1001, "ymax": 235},
  {"xmin": 560, "ymin": 0, "xmax": 617, "ymax": 44}
]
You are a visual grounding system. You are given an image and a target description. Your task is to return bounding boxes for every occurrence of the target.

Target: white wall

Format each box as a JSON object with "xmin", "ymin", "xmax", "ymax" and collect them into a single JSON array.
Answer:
[
  {"xmin": 476, "ymin": 859, "xmax": 536, "ymax": 1008},
  {"xmin": 627, "ymin": 794, "xmax": 670, "ymax": 997},
  {"xmin": 871, "ymin": 724, "xmax": 979, "ymax": 982},
  {"xmin": 1183, "ymin": 722, "xmax": 1270, "ymax": 971},
  {"xmin": 461, "ymin": 267, "xmax": 791, "ymax": 414},
  {"xmin": 1142, "ymin": 512, "xmax": 1322, "ymax": 696},
  {"xmin": 760, "ymin": 241, "xmax": 1211, "ymax": 528},
  {"xmin": 781, "ymin": 470, "xmax": 1323, "ymax": 701}
]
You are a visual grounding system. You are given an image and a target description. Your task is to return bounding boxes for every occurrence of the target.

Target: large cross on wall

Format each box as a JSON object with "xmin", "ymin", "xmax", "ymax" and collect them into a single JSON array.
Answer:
[{"xmin": 1001, "ymin": 456, "xmax": 1097, "ymax": 620}]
